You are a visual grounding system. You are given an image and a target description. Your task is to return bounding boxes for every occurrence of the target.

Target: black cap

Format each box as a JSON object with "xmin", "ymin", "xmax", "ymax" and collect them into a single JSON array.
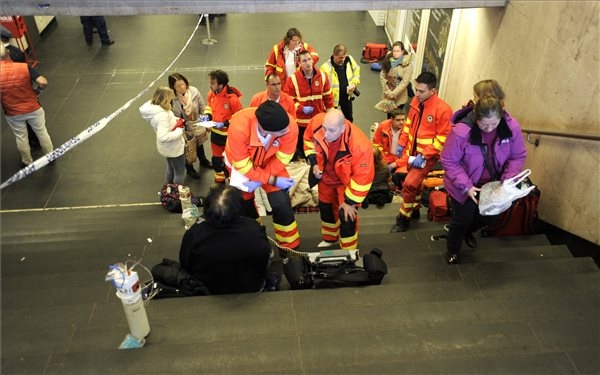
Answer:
[
  {"xmin": 0, "ymin": 25, "xmax": 12, "ymax": 40},
  {"xmin": 256, "ymin": 101, "xmax": 289, "ymax": 132}
]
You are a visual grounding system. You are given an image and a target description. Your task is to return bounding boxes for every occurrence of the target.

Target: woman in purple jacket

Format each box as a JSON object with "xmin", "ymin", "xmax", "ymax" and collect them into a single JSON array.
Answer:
[{"xmin": 441, "ymin": 94, "xmax": 527, "ymax": 264}]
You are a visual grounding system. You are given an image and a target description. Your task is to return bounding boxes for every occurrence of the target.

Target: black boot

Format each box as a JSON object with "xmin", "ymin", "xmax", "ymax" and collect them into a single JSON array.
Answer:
[
  {"xmin": 390, "ymin": 215, "xmax": 410, "ymax": 233},
  {"xmin": 186, "ymin": 163, "xmax": 201, "ymax": 179},
  {"xmin": 199, "ymin": 158, "xmax": 213, "ymax": 169}
]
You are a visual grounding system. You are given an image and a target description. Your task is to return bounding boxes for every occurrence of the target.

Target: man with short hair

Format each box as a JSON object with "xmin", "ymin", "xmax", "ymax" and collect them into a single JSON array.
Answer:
[
  {"xmin": 224, "ymin": 101, "xmax": 301, "ymax": 250},
  {"xmin": 305, "ymin": 109, "xmax": 374, "ymax": 250},
  {"xmin": 0, "ymin": 43, "xmax": 54, "ymax": 168},
  {"xmin": 249, "ymin": 73, "xmax": 296, "ymax": 117},
  {"xmin": 283, "ymin": 49, "xmax": 334, "ymax": 159},
  {"xmin": 205, "ymin": 69, "xmax": 243, "ymax": 184},
  {"xmin": 320, "ymin": 43, "xmax": 361, "ymax": 122},
  {"xmin": 373, "ymin": 108, "xmax": 409, "ymax": 187},
  {"xmin": 391, "ymin": 71, "xmax": 452, "ymax": 232}
]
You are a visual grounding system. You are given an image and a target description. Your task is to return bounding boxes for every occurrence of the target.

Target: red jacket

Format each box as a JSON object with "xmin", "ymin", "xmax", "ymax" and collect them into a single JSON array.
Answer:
[
  {"xmin": 225, "ymin": 107, "xmax": 298, "ymax": 185},
  {"xmin": 249, "ymin": 91, "xmax": 296, "ymax": 119},
  {"xmin": 0, "ymin": 60, "xmax": 41, "ymax": 116},
  {"xmin": 206, "ymin": 85, "xmax": 243, "ymax": 145},
  {"xmin": 283, "ymin": 68, "xmax": 334, "ymax": 127},
  {"xmin": 265, "ymin": 40, "xmax": 319, "ymax": 82},
  {"xmin": 399, "ymin": 92, "xmax": 452, "ymax": 160},
  {"xmin": 305, "ymin": 115, "xmax": 374, "ymax": 204}
]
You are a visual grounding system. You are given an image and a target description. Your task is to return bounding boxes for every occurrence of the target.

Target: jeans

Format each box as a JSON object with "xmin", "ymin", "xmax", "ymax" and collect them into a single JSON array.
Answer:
[
  {"xmin": 166, "ymin": 154, "xmax": 186, "ymax": 185},
  {"xmin": 5, "ymin": 107, "xmax": 54, "ymax": 164}
]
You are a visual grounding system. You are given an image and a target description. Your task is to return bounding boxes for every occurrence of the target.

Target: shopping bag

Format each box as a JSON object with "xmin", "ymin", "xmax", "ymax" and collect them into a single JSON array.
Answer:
[{"xmin": 478, "ymin": 169, "xmax": 536, "ymax": 216}]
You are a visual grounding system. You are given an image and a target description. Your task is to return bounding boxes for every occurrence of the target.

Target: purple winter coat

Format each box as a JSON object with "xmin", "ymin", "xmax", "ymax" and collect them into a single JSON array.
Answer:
[{"xmin": 441, "ymin": 106, "xmax": 527, "ymax": 204}]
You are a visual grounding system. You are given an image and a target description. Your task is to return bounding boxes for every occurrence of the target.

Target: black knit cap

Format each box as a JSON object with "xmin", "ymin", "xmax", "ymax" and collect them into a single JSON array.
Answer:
[{"xmin": 256, "ymin": 101, "xmax": 289, "ymax": 132}]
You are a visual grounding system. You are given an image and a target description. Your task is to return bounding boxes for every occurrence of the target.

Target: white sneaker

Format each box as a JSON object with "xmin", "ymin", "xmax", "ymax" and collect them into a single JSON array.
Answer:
[
  {"xmin": 317, "ymin": 240, "xmax": 336, "ymax": 248},
  {"xmin": 444, "ymin": 224, "xmax": 450, "ymax": 232}
]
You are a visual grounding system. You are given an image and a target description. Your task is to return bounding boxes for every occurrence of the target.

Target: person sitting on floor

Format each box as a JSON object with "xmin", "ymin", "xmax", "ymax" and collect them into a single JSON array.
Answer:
[
  {"xmin": 178, "ymin": 185, "xmax": 273, "ymax": 294},
  {"xmin": 363, "ymin": 146, "xmax": 394, "ymax": 209}
]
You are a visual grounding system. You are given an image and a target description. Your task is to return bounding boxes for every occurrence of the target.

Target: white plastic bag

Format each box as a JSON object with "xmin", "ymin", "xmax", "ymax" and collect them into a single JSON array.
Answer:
[{"xmin": 478, "ymin": 169, "xmax": 536, "ymax": 216}]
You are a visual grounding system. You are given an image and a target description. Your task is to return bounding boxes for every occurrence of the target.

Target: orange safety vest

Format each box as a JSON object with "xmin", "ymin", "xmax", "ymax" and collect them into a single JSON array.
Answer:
[{"xmin": 0, "ymin": 61, "xmax": 41, "ymax": 116}]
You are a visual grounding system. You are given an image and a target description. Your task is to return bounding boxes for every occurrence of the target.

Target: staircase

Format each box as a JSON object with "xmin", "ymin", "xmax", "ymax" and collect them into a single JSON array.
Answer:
[{"xmin": 1, "ymin": 204, "xmax": 599, "ymax": 374}]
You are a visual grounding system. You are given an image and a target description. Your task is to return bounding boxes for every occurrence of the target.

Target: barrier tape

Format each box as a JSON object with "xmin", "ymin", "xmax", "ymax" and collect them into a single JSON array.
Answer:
[{"xmin": 1, "ymin": 15, "xmax": 205, "ymax": 190}]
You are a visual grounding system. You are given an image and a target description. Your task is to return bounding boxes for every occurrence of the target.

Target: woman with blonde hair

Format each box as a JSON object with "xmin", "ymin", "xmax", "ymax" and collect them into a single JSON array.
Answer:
[{"xmin": 139, "ymin": 86, "xmax": 186, "ymax": 184}]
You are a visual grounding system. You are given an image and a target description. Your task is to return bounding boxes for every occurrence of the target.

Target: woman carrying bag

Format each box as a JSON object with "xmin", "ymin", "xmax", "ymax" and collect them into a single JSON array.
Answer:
[
  {"xmin": 169, "ymin": 73, "xmax": 213, "ymax": 179},
  {"xmin": 441, "ymin": 93, "xmax": 527, "ymax": 264}
]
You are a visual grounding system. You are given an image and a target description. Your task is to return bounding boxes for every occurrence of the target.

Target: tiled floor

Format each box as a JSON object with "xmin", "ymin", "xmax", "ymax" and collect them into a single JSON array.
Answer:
[{"xmin": 1, "ymin": 12, "xmax": 599, "ymax": 375}]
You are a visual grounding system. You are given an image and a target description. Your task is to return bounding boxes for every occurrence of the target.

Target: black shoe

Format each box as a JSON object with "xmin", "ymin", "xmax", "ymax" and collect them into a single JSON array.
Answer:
[
  {"xmin": 390, "ymin": 216, "xmax": 410, "ymax": 233},
  {"xmin": 464, "ymin": 232, "xmax": 477, "ymax": 249},
  {"xmin": 361, "ymin": 199, "xmax": 369, "ymax": 209},
  {"xmin": 186, "ymin": 164, "xmax": 201, "ymax": 179},
  {"xmin": 101, "ymin": 39, "xmax": 115, "ymax": 46},
  {"xmin": 411, "ymin": 209, "xmax": 420, "ymax": 220},
  {"xmin": 199, "ymin": 158, "xmax": 213, "ymax": 169},
  {"xmin": 447, "ymin": 252, "xmax": 460, "ymax": 264}
]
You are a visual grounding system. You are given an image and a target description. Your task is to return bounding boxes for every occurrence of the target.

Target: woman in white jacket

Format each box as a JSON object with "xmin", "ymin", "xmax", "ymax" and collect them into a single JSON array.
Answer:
[{"xmin": 139, "ymin": 86, "xmax": 186, "ymax": 184}]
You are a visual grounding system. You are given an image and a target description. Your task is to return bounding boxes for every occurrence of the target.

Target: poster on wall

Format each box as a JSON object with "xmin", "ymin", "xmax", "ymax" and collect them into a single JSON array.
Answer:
[
  {"xmin": 405, "ymin": 9, "xmax": 421, "ymax": 53},
  {"xmin": 422, "ymin": 8, "xmax": 452, "ymax": 81}
]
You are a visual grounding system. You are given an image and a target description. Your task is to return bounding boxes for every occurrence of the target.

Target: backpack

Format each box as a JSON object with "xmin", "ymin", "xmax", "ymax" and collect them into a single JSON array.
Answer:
[
  {"xmin": 361, "ymin": 42, "xmax": 388, "ymax": 63},
  {"xmin": 482, "ymin": 183, "xmax": 541, "ymax": 237},
  {"xmin": 427, "ymin": 188, "xmax": 452, "ymax": 222}
]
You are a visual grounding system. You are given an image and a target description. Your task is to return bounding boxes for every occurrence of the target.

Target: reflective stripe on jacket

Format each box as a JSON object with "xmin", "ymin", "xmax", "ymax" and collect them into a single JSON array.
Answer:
[
  {"xmin": 225, "ymin": 107, "xmax": 298, "ymax": 184},
  {"xmin": 205, "ymin": 85, "xmax": 243, "ymax": 141},
  {"xmin": 283, "ymin": 68, "xmax": 334, "ymax": 127},
  {"xmin": 319, "ymin": 55, "xmax": 360, "ymax": 107},
  {"xmin": 265, "ymin": 40, "xmax": 319, "ymax": 82},
  {"xmin": 399, "ymin": 92, "xmax": 452, "ymax": 160},
  {"xmin": 305, "ymin": 117, "xmax": 374, "ymax": 204}
]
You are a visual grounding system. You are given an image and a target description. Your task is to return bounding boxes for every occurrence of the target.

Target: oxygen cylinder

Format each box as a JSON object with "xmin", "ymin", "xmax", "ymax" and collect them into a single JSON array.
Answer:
[{"xmin": 106, "ymin": 264, "xmax": 151, "ymax": 341}]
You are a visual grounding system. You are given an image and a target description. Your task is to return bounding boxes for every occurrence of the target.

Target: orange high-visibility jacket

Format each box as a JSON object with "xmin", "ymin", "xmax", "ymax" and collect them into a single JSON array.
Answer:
[
  {"xmin": 399, "ymin": 92, "xmax": 452, "ymax": 160},
  {"xmin": 305, "ymin": 117, "xmax": 374, "ymax": 204},
  {"xmin": 265, "ymin": 40, "xmax": 319, "ymax": 82},
  {"xmin": 249, "ymin": 90, "xmax": 296, "ymax": 119},
  {"xmin": 283, "ymin": 68, "xmax": 334, "ymax": 128},
  {"xmin": 225, "ymin": 107, "xmax": 298, "ymax": 184},
  {"xmin": 205, "ymin": 85, "xmax": 243, "ymax": 144}
]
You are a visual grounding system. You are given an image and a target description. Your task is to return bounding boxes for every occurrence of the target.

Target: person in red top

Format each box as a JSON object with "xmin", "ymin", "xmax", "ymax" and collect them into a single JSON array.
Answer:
[
  {"xmin": 304, "ymin": 109, "xmax": 374, "ymax": 250},
  {"xmin": 205, "ymin": 69, "xmax": 243, "ymax": 184},
  {"xmin": 224, "ymin": 101, "xmax": 301, "ymax": 250},
  {"xmin": 0, "ymin": 43, "xmax": 54, "ymax": 168},
  {"xmin": 283, "ymin": 49, "xmax": 334, "ymax": 159},
  {"xmin": 391, "ymin": 72, "xmax": 452, "ymax": 232},
  {"xmin": 372, "ymin": 108, "xmax": 409, "ymax": 188},
  {"xmin": 265, "ymin": 27, "xmax": 319, "ymax": 83},
  {"xmin": 249, "ymin": 73, "xmax": 296, "ymax": 118}
]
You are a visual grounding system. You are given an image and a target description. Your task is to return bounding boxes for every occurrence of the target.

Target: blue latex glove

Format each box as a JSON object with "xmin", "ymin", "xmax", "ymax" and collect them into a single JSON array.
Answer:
[
  {"xmin": 411, "ymin": 154, "xmax": 426, "ymax": 169},
  {"xmin": 214, "ymin": 122, "xmax": 225, "ymax": 129},
  {"xmin": 243, "ymin": 180, "xmax": 262, "ymax": 192},
  {"xmin": 396, "ymin": 145, "xmax": 404, "ymax": 156},
  {"xmin": 273, "ymin": 177, "xmax": 295, "ymax": 190},
  {"xmin": 302, "ymin": 106, "xmax": 314, "ymax": 115}
]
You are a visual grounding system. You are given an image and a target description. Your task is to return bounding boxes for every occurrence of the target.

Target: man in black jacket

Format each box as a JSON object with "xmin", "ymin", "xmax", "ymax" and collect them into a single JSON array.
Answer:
[{"xmin": 179, "ymin": 186, "xmax": 272, "ymax": 294}]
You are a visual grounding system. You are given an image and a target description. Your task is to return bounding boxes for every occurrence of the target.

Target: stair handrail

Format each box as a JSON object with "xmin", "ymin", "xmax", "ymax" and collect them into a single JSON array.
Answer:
[{"xmin": 521, "ymin": 128, "xmax": 600, "ymax": 146}]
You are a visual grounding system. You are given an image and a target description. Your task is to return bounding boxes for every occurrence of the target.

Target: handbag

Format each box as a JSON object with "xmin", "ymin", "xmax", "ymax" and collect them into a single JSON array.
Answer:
[
  {"xmin": 478, "ymin": 169, "xmax": 536, "ymax": 216},
  {"xmin": 183, "ymin": 131, "xmax": 197, "ymax": 164},
  {"xmin": 188, "ymin": 122, "xmax": 209, "ymax": 145}
]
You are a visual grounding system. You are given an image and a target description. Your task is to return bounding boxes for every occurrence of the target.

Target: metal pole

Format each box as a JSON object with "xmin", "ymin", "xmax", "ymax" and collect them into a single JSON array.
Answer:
[{"xmin": 202, "ymin": 14, "xmax": 217, "ymax": 45}]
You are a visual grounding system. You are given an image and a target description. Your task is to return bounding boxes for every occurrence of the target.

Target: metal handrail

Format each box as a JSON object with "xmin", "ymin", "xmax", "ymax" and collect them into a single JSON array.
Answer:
[{"xmin": 521, "ymin": 128, "xmax": 600, "ymax": 146}]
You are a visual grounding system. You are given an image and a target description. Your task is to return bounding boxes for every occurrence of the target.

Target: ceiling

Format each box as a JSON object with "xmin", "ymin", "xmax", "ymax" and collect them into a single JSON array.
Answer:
[{"xmin": 0, "ymin": 1, "xmax": 507, "ymax": 16}]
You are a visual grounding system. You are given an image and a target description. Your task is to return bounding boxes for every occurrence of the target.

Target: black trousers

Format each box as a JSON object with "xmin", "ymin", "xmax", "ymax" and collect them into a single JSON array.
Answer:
[
  {"xmin": 447, "ymin": 196, "xmax": 499, "ymax": 255},
  {"xmin": 80, "ymin": 16, "xmax": 111, "ymax": 43}
]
